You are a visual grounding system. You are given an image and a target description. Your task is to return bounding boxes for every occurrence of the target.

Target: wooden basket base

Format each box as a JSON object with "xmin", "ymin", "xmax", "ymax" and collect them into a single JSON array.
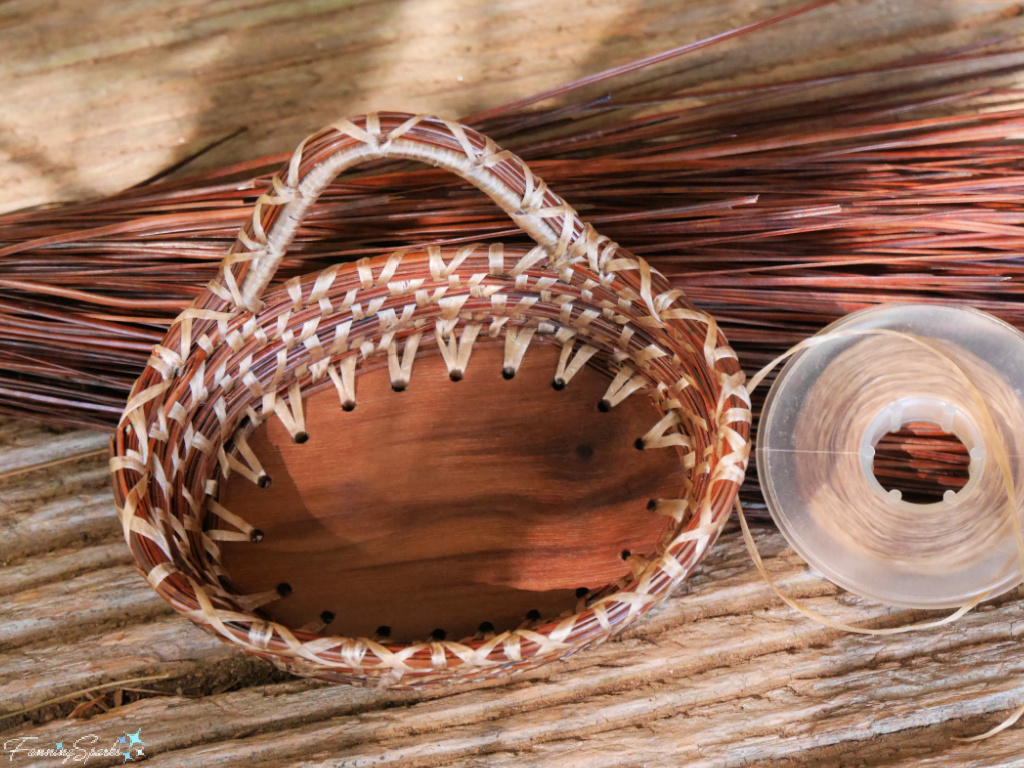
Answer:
[{"xmin": 218, "ymin": 342, "xmax": 684, "ymax": 643}]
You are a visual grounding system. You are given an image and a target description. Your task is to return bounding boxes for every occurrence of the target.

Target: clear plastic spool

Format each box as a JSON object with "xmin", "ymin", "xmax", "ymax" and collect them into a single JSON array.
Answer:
[
  {"xmin": 757, "ymin": 304, "xmax": 1024, "ymax": 608},
  {"xmin": 858, "ymin": 396, "xmax": 985, "ymax": 509}
]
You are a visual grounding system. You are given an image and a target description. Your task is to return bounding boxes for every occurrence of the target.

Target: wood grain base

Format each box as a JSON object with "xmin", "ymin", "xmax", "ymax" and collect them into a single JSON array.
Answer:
[{"xmin": 219, "ymin": 342, "xmax": 683, "ymax": 643}]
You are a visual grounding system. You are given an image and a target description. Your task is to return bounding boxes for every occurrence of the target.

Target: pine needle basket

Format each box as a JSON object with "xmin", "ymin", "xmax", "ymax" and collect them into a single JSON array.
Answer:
[{"xmin": 110, "ymin": 112, "xmax": 752, "ymax": 687}]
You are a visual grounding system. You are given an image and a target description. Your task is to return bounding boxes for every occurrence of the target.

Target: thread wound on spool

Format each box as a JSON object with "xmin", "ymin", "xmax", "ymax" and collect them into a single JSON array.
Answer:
[{"xmin": 757, "ymin": 304, "xmax": 1024, "ymax": 609}]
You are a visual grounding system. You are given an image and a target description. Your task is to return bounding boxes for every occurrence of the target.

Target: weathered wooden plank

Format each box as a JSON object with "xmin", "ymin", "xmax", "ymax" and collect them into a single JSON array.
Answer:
[
  {"xmin": 0, "ymin": 431, "xmax": 118, "ymax": 563},
  {"xmin": 805, "ymin": 715, "xmax": 1024, "ymax": 768},
  {"xmin": 896, "ymin": 738, "xmax": 1024, "ymax": 768},
  {"xmin": 1, "ymin": 426, "xmax": 1017, "ymax": 768},
  {"xmin": 0, "ymin": 487, "xmax": 119, "ymax": 562},
  {"xmin": 0, "ymin": 618, "xmax": 236, "ymax": 716},
  {"xmin": 61, "ymin": 601, "xmax": 1019, "ymax": 767},
  {"xmin": 3, "ymin": 434, "xmax": 1018, "ymax": 766},
  {"xmin": 4, "ymin": 0, "xmax": 1024, "ymax": 213},
  {"xmin": 0, "ymin": 542, "xmax": 132, "ymax": 597},
  {"xmin": 0, "ymin": 565, "xmax": 169, "ymax": 652},
  {"xmin": 0, "ymin": 429, "xmax": 108, "ymax": 478},
  {"xmin": 0, "ymin": 461, "xmax": 107, "ymax": 514},
  {"xmin": 6, "ymin": 522, "xmax": 1021, "ymax": 767},
  {"xmin": 239, "ymin": 636, "xmax": 1024, "ymax": 767}
]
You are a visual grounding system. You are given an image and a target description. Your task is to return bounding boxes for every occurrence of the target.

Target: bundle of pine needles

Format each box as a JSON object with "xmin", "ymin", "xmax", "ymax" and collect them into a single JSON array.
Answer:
[{"xmin": 4, "ymin": 5, "xmax": 1024, "ymax": 506}]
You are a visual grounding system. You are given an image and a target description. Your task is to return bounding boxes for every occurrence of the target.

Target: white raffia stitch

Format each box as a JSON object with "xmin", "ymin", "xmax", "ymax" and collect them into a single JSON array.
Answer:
[
  {"xmin": 273, "ymin": 380, "xmax": 308, "ymax": 442},
  {"xmin": 111, "ymin": 112, "xmax": 751, "ymax": 688},
  {"xmin": 221, "ymin": 432, "xmax": 268, "ymax": 486},
  {"xmin": 552, "ymin": 332, "xmax": 598, "ymax": 389},
  {"xmin": 502, "ymin": 326, "xmax": 536, "ymax": 379},
  {"xmin": 387, "ymin": 332, "xmax": 423, "ymax": 391},
  {"xmin": 638, "ymin": 412, "xmax": 693, "ymax": 451},
  {"xmin": 600, "ymin": 367, "xmax": 648, "ymax": 410},
  {"xmin": 328, "ymin": 354, "xmax": 359, "ymax": 412},
  {"xmin": 435, "ymin": 321, "xmax": 482, "ymax": 381}
]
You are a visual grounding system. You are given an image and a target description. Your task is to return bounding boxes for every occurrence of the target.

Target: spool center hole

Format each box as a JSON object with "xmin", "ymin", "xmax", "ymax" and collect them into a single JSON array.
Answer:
[{"xmin": 872, "ymin": 421, "xmax": 971, "ymax": 504}]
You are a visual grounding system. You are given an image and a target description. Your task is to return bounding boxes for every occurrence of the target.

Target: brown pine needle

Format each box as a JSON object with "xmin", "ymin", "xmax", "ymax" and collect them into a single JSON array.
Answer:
[{"xmin": 0, "ymin": 674, "xmax": 171, "ymax": 722}]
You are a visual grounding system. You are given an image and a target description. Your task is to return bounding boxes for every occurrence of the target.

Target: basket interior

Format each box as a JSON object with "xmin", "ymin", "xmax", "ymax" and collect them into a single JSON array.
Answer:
[{"xmin": 217, "ymin": 341, "xmax": 688, "ymax": 643}]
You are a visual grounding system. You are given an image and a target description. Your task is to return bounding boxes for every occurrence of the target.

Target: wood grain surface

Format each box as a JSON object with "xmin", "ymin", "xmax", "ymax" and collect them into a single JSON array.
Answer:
[
  {"xmin": 3, "ymin": 0, "xmax": 1024, "ymax": 765},
  {"xmin": 3, "ymin": 0, "xmax": 1024, "ymax": 213},
  {"xmin": 1, "ymin": 420, "xmax": 1022, "ymax": 766},
  {"xmin": 219, "ymin": 343, "xmax": 680, "ymax": 643}
]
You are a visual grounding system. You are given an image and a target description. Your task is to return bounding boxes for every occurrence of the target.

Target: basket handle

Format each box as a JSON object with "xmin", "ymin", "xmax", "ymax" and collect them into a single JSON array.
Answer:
[{"xmin": 221, "ymin": 112, "xmax": 609, "ymax": 312}]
